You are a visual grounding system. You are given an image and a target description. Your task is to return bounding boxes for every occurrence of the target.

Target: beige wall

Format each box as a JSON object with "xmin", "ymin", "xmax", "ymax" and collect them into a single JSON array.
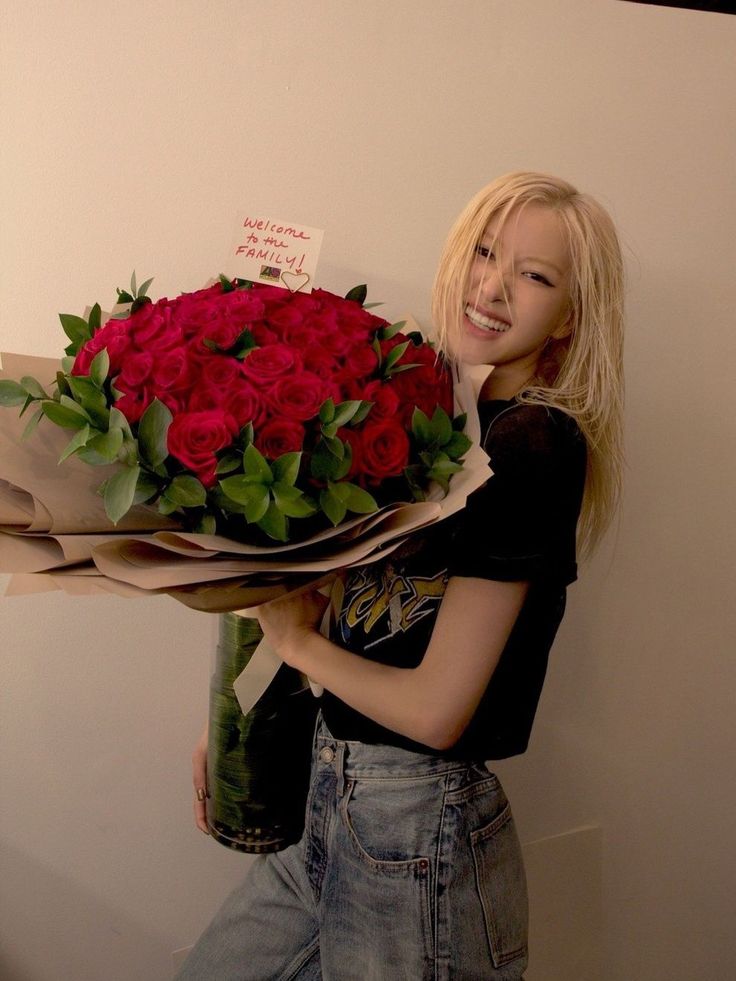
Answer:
[{"xmin": 1, "ymin": 2, "xmax": 735, "ymax": 978}]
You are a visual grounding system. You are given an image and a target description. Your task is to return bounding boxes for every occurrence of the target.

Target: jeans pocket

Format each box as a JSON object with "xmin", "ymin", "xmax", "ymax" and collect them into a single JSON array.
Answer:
[
  {"xmin": 339, "ymin": 778, "xmax": 432, "ymax": 875},
  {"xmin": 470, "ymin": 802, "xmax": 529, "ymax": 969}
]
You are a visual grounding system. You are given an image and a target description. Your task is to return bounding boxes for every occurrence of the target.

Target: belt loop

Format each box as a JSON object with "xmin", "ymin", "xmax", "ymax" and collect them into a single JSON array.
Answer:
[{"xmin": 334, "ymin": 742, "xmax": 346, "ymax": 798}]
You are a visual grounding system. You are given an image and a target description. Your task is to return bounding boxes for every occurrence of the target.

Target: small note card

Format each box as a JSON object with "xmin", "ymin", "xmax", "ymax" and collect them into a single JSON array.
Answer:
[{"xmin": 226, "ymin": 214, "xmax": 325, "ymax": 293}]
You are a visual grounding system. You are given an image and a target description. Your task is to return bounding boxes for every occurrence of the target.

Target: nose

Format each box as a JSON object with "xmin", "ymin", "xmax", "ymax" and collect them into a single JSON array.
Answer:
[{"xmin": 475, "ymin": 264, "xmax": 510, "ymax": 304}]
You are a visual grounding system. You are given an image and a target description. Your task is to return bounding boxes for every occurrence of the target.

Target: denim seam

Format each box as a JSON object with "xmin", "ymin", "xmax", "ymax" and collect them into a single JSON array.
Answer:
[{"xmin": 280, "ymin": 932, "xmax": 320, "ymax": 981}]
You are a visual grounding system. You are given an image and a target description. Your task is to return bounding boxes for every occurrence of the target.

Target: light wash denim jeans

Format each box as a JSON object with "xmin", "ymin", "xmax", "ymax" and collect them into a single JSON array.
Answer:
[{"xmin": 177, "ymin": 716, "xmax": 528, "ymax": 980}]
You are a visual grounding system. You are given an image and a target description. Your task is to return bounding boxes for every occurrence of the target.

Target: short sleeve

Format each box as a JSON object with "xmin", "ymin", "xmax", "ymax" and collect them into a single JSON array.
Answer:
[{"xmin": 447, "ymin": 403, "xmax": 586, "ymax": 585}]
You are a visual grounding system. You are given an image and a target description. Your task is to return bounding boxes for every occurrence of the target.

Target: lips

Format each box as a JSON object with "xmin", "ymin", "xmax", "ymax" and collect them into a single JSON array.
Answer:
[{"xmin": 464, "ymin": 304, "xmax": 511, "ymax": 334}]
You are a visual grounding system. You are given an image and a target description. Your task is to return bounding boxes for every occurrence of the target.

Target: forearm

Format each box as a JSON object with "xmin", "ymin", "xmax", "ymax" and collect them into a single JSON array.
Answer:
[{"xmin": 280, "ymin": 627, "xmax": 436, "ymax": 747}]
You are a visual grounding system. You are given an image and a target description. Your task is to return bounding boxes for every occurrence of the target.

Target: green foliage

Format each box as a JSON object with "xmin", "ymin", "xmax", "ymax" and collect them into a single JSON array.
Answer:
[
  {"xmin": 344, "ymin": 284, "xmax": 367, "ymax": 306},
  {"xmin": 137, "ymin": 398, "xmax": 172, "ymax": 469},
  {"xmin": 104, "ymin": 465, "xmax": 141, "ymax": 524}
]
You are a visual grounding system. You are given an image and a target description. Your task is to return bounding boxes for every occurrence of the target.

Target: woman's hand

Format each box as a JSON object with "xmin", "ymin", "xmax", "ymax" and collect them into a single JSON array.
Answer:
[
  {"xmin": 256, "ymin": 586, "xmax": 331, "ymax": 665},
  {"xmin": 192, "ymin": 722, "xmax": 209, "ymax": 835}
]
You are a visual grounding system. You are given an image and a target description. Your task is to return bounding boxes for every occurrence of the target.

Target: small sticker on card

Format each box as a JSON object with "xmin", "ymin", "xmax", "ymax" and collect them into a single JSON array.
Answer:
[{"xmin": 226, "ymin": 214, "xmax": 324, "ymax": 293}]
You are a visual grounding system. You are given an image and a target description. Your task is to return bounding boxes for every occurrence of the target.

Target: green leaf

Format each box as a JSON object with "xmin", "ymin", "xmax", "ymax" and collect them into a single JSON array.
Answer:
[
  {"xmin": 18, "ymin": 393, "xmax": 34, "ymax": 417},
  {"xmin": 332, "ymin": 400, "xmax": 362, "ymax": 429},
  {"xmin": 219, "ymin": 476, "xmax": 270, "ymax": 523},
  {"xmin": 318, "ymin": 398, "xmax": 335, "ymax": 425},
  {"xmin": 137, "ymin": 398, "xmax": 172, "ymax": 468},
  {"xmin": 116, "ymin": 289, "xmax": 135, "ymax": 305},
  {"xmin": 86, "ymin": 427, "xmax": 124, "ymax": 462},
  {"xmin": 383, "ymin": 341, "xmax": 410, "ymax": 373},
  {"xmin": 195, "ymin": 515, "xmax": 217, "ymax": 534},
  {"xmin": 341, "ymin": 482, "xmax": 378, "ymax": 514},
  {"xmin": 257, "ymin": 501, "xmax": 289, "ymax": 541},
  {"xmin": 216, "ymin": 452, "xmax": 242, "ymax": 475},
  {"xmin": 41, "ymin": 401, "xmax": 89, "ymax": 429},
  {"xmin": 0, "ymin": 380, "xmax": 28, "ymax": 406},
  {"xmin": 66, "ymin": 376, "xmax": 109, "ymax": 426},
  {"xmin": 108, "ymin": 407, "xmax": 133, "ymax": 439},
  {"xmin": 324, "ymin": 435, "xmax": 345, "ymax": 460},
  {"xmin": 133, "ymin": 470, "xmax": 159, "ymax": 504},
  {"xmin": 56, "ymin": 371, "xmax": 71, "ymax": 398},
  {"xmin": 363, "ymin": 302, "xmax": 384, "ymax": 309},
  {"xmin": 452, "ymin": 412, "xmax": 467, "ymax": 431},
  {"xmin": 61, "ymin": 356, "xmax": 76, "ymax": 374},
  {"xmin": 411, "ymin": 407, "xmax": 433, "ymax": 445},
  {"xmin": 344, "ymin": 284, "xmax": 367, "ymax": 306},
  {"xmin": 379, "ymin": 320, "xmax": 406, "ymax": 341},
  {"xmin": 350, "ymin": 400, "xmax": 373, "ymax": 425},
  {"xmin": 271, "ymin": 451, "xmax": 302, "ymax": 486},
  {"xmin": 58, "ymin": 425, "xmax": 91, "ymax": 463},
  {"xmin": 131, "ymin": 271, "xmax": 137, "ymax": 295},
  {"xmin": 320, "ymin": 487, "xmax": 347, "ymax": 526},
  {"xmin": 321, "ymin": 422, "xmax": 338, "ymax": 440},
  {"xmin": 272, "ymin": 481, "xmax": 317, "ymax": 518},
  {"xmin": 444, "ymin": 431, "xmax": 472, "ymax": 458},
  {"xmin": 138, "ymin": 277, "xmax": 154, "ymax": 298},
  {"xmin": 371, "ymin": 335, "xmax": 382, "ymax": 367},
  {"xmin": 429, "ymin": 458, "xmax": 463, "ymax": 477},
  {"xmin": 219, "ymin": 274, "xmax": 235, "ymax": 293},
  {"xmin": 59, "ymin": 313, "xmax": 92, "ymax": 347},
  {"xmin": 243, "ymin": 443, "xmax": 273, "ymax": 484},
  {"xmin": 20, "ymin": 376, "xmax": 48, "ymax": 399},
  {"xmin": 89, "ymin": 348, "xmax": 110, "ymax": 388},
  {"xmin": 88, "ymin": 303, "xmax": 102, "ymax": 333},
  {"xmin": 430, "ymin": 406, "xmax": 453, "ymax": 446},
  {"xmin": 240, "ymin": 421, "xmax": 254, "ymax": 447},
  {"xmin": 386, "ymin": 362, "xmax": 419, "ymax": 374},
  {"xmin": 165, "ymin": 475, "xmax": 207, "ymax": 507},
  {"xmin": 158, "ymin": 495, "xmax": 180, "ymax": 515},
  {"xmin": 21, "ymin": 407, "xmax": 44, "ymax": 440},
  {"xmin": 104, "ymin": 465, "xmax": 140, "ymax": 524},
  {"xmin": 231, "ymin": 329, "xmax": 258, "ymax": 359}
]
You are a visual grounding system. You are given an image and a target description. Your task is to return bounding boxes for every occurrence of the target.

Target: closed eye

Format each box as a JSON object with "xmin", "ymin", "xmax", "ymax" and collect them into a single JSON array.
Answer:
[{"xmin": 523, "ymin": 271, "xmax": 553, "ymax": 286}]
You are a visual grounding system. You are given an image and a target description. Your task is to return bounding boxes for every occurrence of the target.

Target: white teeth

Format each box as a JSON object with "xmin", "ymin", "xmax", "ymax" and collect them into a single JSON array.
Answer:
[{"xmin": 465, "ymin": 305, "xmax": 510, "ymax": 333}]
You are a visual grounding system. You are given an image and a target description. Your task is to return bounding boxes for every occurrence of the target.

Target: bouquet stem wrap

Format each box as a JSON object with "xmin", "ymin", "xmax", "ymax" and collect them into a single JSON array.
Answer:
[{"xmin": 206, "ymin": 613, "xmax": 319, "ymax": 853}]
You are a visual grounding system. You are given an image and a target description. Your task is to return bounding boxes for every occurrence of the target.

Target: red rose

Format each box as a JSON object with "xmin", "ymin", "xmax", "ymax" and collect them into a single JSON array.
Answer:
[
  {"xmin": 391, "ymin": 362, "xmax": 453, "ymax": 423},
  {"xmin": 268, "ymin": 373, "xmax": 328, "ymax": 421},
  {"xmin": 302, "ymin": 345, "xmax": 339, "ymax": 377},
  {"xmin": 151, "ymin": 348, "xmax": 191, "ymax": 392},
  {"xmin": 167, "ymin": 409, "xmax": 237, "ymax": 486},
  {"xmin": 266, "ymin": 305, "xmax": 305, "ymax": 331},
  {"xmin": 349, "ymin": 379, "xmax": 400, "ymax": 420},
  {"xmin": 241, "ymin": 344, "xmax": 302, "ymax": 384},
  {"xmin": 225, "ymin": 381, "xmax": 268, "ymax": 430},
  {"xmin": 188, "ymin": 384, "xmax": 227, "ymax": 412},
  {"xmin": 254, "ymin": 418, "xmax": 305, "ymax": 459},
  {"xmin": 201, "ymin": 356, "xmax": 243, "ymax": 390},
  {"xmin": 336, "ymin": 344, "xmax": 379, "ymax": 382},
  {"xmin": 129, "ymin": 303, "xmax": 183, "ymax": 353},
  {"xmin": 72, "ymin": 320, "xmax": 132, "ymax": 376},
  {"xmin": 357, "ymin": 419, "xmax": 410, "ymax": 481},
  {"xmin": 113, "ymin": 380, "xmax": 153, "ymax": 424},
  {"xmin": 194, "ymin": 318, "xmax": 244, "ymax": 353},
  {"xmin": 118, "ymin": 351, "xmax": 154, "ymax": 388}
]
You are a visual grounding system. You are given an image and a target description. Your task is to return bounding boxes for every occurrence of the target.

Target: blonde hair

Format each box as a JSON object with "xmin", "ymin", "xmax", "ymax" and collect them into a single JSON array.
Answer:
[{"xmin": 432, "ymin": 172, "xmax": 625, "ymax": 558}]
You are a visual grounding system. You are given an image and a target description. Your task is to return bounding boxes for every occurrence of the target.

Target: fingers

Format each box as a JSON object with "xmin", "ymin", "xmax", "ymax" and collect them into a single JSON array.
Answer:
[{"xmin": 192, "ymin": 724, "xmax": 210, "ymax": 835}]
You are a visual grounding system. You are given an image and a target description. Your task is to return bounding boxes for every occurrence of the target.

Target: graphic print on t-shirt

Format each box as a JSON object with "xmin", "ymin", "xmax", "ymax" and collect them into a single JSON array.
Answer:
[{"xmin": 336, "ymin": 563, "xmax": 448, "ymax": 651}]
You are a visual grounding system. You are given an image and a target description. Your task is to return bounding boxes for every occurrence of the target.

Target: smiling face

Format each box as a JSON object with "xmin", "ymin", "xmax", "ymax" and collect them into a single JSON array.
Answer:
[{"xmin": 456, "ymin": 203, "xmax": 573, "ymax": 399}]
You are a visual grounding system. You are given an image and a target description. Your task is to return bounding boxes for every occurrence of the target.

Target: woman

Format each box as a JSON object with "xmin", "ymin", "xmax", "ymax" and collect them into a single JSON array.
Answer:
[{"xmin": 180, "ymin": 172, "xmax": 625, "ymax": 980}]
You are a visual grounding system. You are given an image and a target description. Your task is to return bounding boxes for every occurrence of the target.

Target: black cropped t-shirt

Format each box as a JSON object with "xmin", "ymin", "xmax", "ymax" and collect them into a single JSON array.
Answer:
[{"xmin": 321, "ymin": 399, "xmax": 587, "ymax": 761}]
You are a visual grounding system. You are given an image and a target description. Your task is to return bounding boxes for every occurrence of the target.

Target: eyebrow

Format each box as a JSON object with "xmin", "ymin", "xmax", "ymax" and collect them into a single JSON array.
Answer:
[{"xmin": 519, "ymin": 256, "xmax": 566, "ymax": 276}]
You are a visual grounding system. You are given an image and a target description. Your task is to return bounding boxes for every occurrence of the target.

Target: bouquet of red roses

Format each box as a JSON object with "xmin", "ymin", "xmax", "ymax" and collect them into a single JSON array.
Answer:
[{"xmin": 1, "ymin": 275, "xmax": 471, "ymax": 545}]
